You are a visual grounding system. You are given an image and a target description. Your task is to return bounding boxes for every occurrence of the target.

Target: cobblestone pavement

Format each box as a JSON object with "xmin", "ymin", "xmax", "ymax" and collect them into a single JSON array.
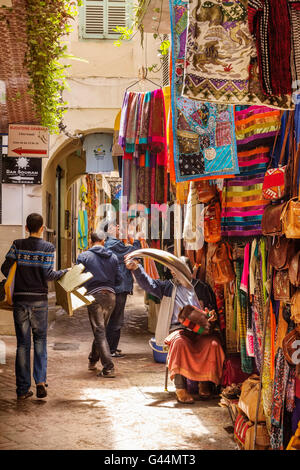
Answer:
[{"xmin": 0, "ymin": 285, "xmax": 238, "ymax": 451}]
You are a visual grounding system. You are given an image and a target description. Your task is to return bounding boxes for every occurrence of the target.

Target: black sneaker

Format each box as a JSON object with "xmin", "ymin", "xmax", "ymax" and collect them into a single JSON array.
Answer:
[
  {"xmin": 88, "ymin": 361, "xmax": 98, "ymax": 370},
  {"xmin": 98, "ymin": 368, "xmax": 116, "ymax": 378},
  {"xmin": 36, "ymin": 383, "xmax": 48, "ymax": 398},
  {"xmin": 111, "ymin": 351, "xmax": 125, "ymax": 358},
  {"xmin": 17, "ymin": 390, "xmax": 33, "ymax": 400}
]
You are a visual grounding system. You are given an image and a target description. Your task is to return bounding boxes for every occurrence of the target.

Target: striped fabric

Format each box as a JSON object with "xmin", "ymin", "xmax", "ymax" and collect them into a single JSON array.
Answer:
[
  {"xmin": 221, "ymin": 106, "xmax": 282, "ymax": 237},
  {"xmin": 289, "ymin": 1, "xmax": 300, "ymax": 85}
]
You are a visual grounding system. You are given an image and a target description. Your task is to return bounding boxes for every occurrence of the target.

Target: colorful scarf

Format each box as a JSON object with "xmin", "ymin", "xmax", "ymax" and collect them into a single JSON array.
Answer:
[{"xmin": 221, "ymin": 105, "xmax": 281, "ymax": 236}]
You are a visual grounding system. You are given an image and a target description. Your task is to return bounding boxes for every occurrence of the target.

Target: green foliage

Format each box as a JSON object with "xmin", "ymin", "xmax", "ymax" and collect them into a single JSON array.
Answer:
[
  {"xmin": 112, "ymin": 0, "xmax": 170, "ymax": 75},
  {"xmin": 24, "ymin": 0, "xmax": 79, "ymax": 134}
]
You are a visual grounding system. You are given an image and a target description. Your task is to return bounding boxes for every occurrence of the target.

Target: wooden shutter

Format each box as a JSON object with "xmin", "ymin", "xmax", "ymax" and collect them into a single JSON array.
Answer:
[
  {"xmin": 80, "ymin": 0, "xmax": 131, "ymax": 39},
  {"xmin": 80, "ymin": 0, "xmax": 105, "ymax": 39}
]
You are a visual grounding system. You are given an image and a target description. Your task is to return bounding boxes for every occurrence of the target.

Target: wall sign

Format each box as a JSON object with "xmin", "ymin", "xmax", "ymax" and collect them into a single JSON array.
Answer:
[
  {"xmin": 8, "ymin": 124, "xmax": 49, "ymax": 158},
  {"xmin": 2, "ymin": 157, "xmax": 42, "ymax": 184}
]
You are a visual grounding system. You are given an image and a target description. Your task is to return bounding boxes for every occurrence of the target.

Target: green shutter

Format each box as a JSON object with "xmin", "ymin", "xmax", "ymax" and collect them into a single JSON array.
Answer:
[{"xmin": 79, "ymin": 0, "xmax": 132, "ymax": 40}]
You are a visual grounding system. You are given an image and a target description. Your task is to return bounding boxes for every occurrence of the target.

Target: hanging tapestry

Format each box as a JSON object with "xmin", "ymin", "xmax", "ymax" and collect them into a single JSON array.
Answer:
[
  {"xmin": 248, "ymin": 0, "xmax": 292, "ymax": 97},
  {"xmin": 288, "ymin": 0, "xmax": 300, "ymax": 87},
  {"xmin": 221, "ymin": 105, "xmax": 281, "ymax": 237},
  {"xmin": 169, "ymin": 0, "xmax": 239, "ymax": 182},
  {"xmin": 182, "ymin": 0, "xmax": 294, "ymax": 109}
]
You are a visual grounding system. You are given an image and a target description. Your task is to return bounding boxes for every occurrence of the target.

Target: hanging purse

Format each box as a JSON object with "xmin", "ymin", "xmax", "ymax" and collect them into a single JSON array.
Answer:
[
  {"xmin": 280, "ymin": 142, "xmax": 300, "ymax": 238},
  {"xmin": 262, "ymin": 201, "xmax": 286, "ymax": 236},
  {"xmin": 262, "ymin": 111, "xmax": 293, "ymax": 201},
  {"xmin": 289, "ymin": 251, "xmax": 300, "ymax": 287},
  {"xmin": 291, "ymin": 290, "xmax": 300, "ymax": 324},
  {"xmin": 268, "ymin": 236, "xmax": 296, "ymax": 271},
  {"xmin": 195, "ymin": 180, "xmax": 217, "ymax": 204},
  {"xmin": 282, "ymin": 328, "xmax": 300, "ymax": 365},
  {"xmin": 204, "ymin": 199, "xmax": 221, "ymax": 243},
  {"xmin": 273, "ymin": 269, "xmax": 290, "ymax": 301},
  {"xmin": 211, "ymin": 241, "xmax": 235, "ymax": 284}
]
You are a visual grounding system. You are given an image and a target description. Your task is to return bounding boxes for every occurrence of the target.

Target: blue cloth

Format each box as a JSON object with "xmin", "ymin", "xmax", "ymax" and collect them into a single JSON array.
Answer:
[
  {"xmin": 76, "ymin": 245, "xmax": 122, "ymax": 294},
  {"xmin": 13, "ymin": 300, "xmax": 48, "ymax": 396},
  {"xmin": 104, "ymin": 237, "xmax": 141, "ymax": 294},
  {"xmin": 171, "ymin": 284, "xmax": 201, "ymax": 324}
]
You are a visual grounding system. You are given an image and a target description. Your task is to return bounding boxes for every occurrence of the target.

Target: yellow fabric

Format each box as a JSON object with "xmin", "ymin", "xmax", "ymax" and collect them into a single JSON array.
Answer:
[
  {"xmin": 114, "ymin": 109, "xmax": 122, "ymax": 131},
  {"xmin": 4, "ymin": 262, "xmax": 17, "ymax": 306}
]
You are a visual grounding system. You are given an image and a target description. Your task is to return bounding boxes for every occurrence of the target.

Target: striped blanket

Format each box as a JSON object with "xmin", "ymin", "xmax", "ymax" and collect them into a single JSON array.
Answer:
[{"xmin": 221, "ymin": 106, "xmax": 282, "ymax": 237}]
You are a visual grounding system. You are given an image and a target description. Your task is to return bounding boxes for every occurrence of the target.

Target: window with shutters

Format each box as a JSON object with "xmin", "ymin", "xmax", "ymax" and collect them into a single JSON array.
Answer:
[{"xmin": 79, "ymin": 0, "xmax": 132, "ymax": 40}]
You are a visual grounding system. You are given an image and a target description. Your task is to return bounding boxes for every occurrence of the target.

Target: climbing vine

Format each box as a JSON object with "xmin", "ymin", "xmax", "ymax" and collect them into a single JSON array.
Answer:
[{"xmin": 24, "ymin": 0, "xmax": 82, "ymax": 134}]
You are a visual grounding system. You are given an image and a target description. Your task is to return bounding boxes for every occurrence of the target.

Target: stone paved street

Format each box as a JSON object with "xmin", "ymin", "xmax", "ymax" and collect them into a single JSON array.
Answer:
[{"xmin": 0, "ymin": 285, "xmax": 238, "ymax": 451}]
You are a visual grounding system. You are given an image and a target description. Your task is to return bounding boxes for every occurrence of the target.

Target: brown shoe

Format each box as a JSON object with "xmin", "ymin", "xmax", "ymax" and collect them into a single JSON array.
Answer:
[
  {"xmin": 175, "ymin": 389, "xmax": 194, "ymax": 404},
  {"xmin": 198, "ymin": 381, "xmax": 212, "ymax": 400}
]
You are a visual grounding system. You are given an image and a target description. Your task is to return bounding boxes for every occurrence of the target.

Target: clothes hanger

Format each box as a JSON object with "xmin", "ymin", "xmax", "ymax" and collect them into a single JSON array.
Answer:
[{"xmin": 126, "ymin": 66, "xmax": 162, "ymax": 91}]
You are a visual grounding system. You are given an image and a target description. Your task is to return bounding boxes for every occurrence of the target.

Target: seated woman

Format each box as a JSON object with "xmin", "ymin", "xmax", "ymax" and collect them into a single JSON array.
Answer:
[{"xmin": 125, "ymin": 256, "xmax": 225, "ymax": 404}]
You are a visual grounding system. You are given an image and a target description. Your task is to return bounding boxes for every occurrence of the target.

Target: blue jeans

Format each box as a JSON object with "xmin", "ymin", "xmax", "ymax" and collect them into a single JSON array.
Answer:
[{"xmin": 13, "ymin": 300, "xmax": 48, "ymax": 396}]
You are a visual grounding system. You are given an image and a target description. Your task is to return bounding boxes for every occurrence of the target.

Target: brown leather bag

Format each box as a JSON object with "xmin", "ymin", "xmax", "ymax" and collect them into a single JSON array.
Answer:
[
  {"xmin": 273, "ymin": 270, "xmax": 290, "ymax": 301},
  {"xmin": 280, "ymin": 143, "xmax": 300, "ymax": 238},
  {"xmin": 282, "ymin": 328, "xmax": 300, "ymax": 365},
  {"xmin": 204, "ymin": 200, "xmax": 221, "ymax": 243},
  {"xmin": 262, "ymin": 202, "xmax": 286, "ymax": 236},
  {"xmin": 280, "ymin": 196, "xmax": 300, "ymax": 238},
  {"xmin": 291, "ymin": 290, "xmax": 300, "ymax": 324},
  {"xmin": 195, "ymin": 180, "xmax": 217, "ymax": 203},
  {"xmin": 211, "ymin": 242, "xmax": 235, "ymax": 284},
  {"xmin": 269, "ymin": 237, "xmax": 296, "ymax": 271},
  {"xmin": 289, "ymin": 252, "xmax": 300, "ymax": 287}
]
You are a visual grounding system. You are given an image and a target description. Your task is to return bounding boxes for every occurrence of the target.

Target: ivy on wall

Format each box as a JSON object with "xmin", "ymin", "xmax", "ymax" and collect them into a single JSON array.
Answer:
[{"xmin": 24, "ymin": 0, "xmax": 82, "ymax": 134}]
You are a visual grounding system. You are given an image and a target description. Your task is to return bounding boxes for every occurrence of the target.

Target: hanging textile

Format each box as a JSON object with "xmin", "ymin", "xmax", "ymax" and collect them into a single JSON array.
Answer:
[
  {"xmin": 86, "ymin": 175, "xmax": 98, "ymax": 245},
  {"xmin": 78, "ymin": 209, "xmax": 88, "ymax": 250},
  {"xmin": 288, "ymin": 1, "xmax": 300, "ymax": 86},
  {"xmin": 169, "ymin": 0, "xmax": 239, "ymax": 183},
  {"xmin": 182, "ymin": 0, "xmax": 294, "ymax": 109},
  {"xmin": 248, "ymin": 0, "xmax": 292, "ymax": 97},
  {"xmin": 221, "ymin": 105, "xmax": 281, "ymax": 236},
  {"xmin": 118, "ymin": 88, "xmax": 168, "ymax": 209}
]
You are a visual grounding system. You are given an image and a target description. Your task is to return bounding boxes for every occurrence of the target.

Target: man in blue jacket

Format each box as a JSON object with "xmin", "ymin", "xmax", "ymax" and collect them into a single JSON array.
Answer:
[
  {"xmin": 104, "ymin": 223, "xmax": 141, "ymax": 357},
  {"xmin": 77, "ymin": 232, "xmax": 122, "ymax": 378}
]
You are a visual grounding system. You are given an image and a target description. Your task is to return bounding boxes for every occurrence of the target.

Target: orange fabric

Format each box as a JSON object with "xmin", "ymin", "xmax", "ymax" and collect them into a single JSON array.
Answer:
[
  {"xmin": 140, "ymin": 239, "xmax": 160, "ymax": 279},
  {"xmin": 270, "ymin": 302, "xmax": 276, "ymax": 381},
  {"xmin": 165, "ymin": 330, "xmax": 225, "ymax": 384}
]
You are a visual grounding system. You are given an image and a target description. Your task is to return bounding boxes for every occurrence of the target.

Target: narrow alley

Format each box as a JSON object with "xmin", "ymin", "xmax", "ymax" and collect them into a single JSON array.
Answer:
[{"xmin": 0, "ymin": 285, "xmax": 237, "ymax": 451}]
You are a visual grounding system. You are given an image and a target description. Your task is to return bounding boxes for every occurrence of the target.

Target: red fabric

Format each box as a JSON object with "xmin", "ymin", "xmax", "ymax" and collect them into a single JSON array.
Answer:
[
  {"xmin": 164, "ymin": 330, "xmax": 225, "ymax": 385},
  {"xmin": 296, "ymin": 377, "xmax": 300, "ymax": 398},
  {"xmin": 221, "ymin": 355, "xmax": 254, "ymax": 387},
  {"xmin": 269, "ymin": 0, "xmax": 292, "ymax": 95}
]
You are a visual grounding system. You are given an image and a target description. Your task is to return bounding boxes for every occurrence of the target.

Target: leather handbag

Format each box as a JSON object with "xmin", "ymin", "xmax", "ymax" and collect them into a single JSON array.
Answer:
[
  {"xmin": 289, "ymin": 252, "xmax": 300, "ymax": 287},
  {"xmin": 280, "ymin": 195, "xmax": 300, "ymax": 239},
  {"xmin": 238, "ymin": 375, "xmax": 266, "ymax": 423},
  {"xmin": 211, "ymin": 242, "xmax": 235, "ymax": 284},
  {"xmin": 204, "ymin": 199, "xmax": 221, "ymax": 243},
  {"xmin": 195, "ymin": 180, "xmax": 217, "ymax": 204},
  {"xmin": 262, "ymin": 112, "xmax": 293, "ymax": 201},
  {"xmin": 262, "ymin": 201, "xmax": 286, "ymax": 236},
  {"xmin": 282, "ymin": 328, "xmax": 300, "ymax": 365},
  {"xmin": 280, "ymin": 143, "xmax": 300, "ymax": 238},
  {"xmin": 269, "ymin": 237, "xmax": 296, "ymax": 271},
  {"xmin": 291, "ymin": 290, "xmax": 300, "ymax": 324},
  {"xmin": 273, "ymin": 269, "xmax": 290, "ymax": 301}
]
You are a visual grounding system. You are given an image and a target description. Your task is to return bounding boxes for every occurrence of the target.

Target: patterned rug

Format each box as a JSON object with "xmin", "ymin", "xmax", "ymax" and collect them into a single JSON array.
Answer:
[
  {"xmin": 182, "ymin": 0, "xmax": 294, "ymax": 109},
  {"xmin": 169, "ymin": 0, "xmax": 239, "ymax": 182}
]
